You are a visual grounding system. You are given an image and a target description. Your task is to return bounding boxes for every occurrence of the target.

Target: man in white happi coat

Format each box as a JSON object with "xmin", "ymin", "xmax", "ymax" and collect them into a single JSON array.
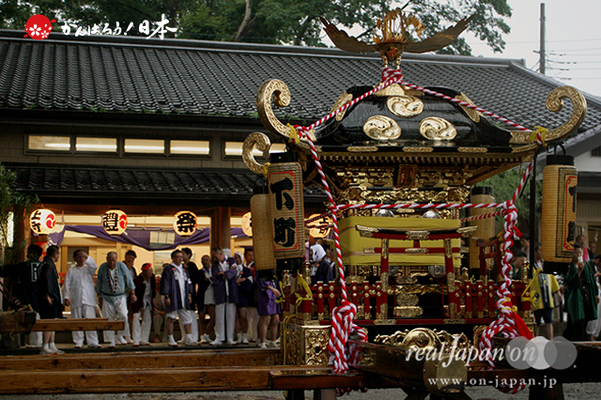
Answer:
[
  {"xmin": 63, "ymin": 249, "xmax": 101, "ymax": 348},
  {"xmin": 96, "ymin": 251, "xmax": 136, "ymax": 347}
]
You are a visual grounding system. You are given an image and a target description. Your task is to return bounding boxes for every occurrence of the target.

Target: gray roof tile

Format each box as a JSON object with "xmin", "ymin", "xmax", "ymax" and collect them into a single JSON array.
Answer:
[
  {"xmin": 1, "ymin": 30, "xmax": 601, "ymax": 136},
  {"xmin": 5, "ymin": 163, "xmax": 325, "ymax": 204}
]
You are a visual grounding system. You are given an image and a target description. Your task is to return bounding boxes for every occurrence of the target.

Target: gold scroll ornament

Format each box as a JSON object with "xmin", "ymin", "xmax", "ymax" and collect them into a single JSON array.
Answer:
[
  {"xmin": 419, "ymin": 117, "xmax": 457, "ymax": 141},
  {"xmin": 242, "ymin": 132, "xmax": 272, "ymax": 175},
  {"xmin": 510, "ymin": 86, "xmax": 587, "ymax": 145},
  {"xmin": 363, "ymin": 115, "xmax": 401, "ymax": 140},
  {"xmin": 387, "ymin": 95, "xmax": 424, "ymax": 118},
  {"xmin": 256, "ymin": 79, "xmax": 314, "ymax": 149}
]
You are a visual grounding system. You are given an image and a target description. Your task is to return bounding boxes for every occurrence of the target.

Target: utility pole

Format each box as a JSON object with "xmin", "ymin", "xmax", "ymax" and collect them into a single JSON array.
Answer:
[{"xmin": 540, "ymin": 3, "xmax": 546, "ymax": 75}]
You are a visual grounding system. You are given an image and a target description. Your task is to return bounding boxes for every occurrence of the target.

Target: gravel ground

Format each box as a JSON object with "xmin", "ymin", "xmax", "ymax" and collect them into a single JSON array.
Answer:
[{"xmin": 2, "ymin": 384, "xmax": 601, "ymax": 400}]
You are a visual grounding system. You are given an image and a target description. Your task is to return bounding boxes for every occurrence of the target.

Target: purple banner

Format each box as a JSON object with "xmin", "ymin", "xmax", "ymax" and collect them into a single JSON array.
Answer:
[{"xmin": 49, "ymin": 225, "xmax": 247, "ymax": 251}]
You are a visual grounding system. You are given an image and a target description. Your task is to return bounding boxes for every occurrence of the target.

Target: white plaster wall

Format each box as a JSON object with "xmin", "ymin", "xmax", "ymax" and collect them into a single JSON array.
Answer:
[{"xmin": 575, "ymin": 151, "xmax": 601, "ymax": 172}]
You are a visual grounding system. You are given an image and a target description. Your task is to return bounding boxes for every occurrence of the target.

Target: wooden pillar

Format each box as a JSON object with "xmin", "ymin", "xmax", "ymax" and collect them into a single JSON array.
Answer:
[
  {"xmin": 116, "ymin": 242, "xmax": 122, "ymax": 260},
  {"xmin": 11, "ymin": 206, "xmax": 30, "ymax": 263},
  {"xmin": 210, "ymin": 207, "xmax": 231, "ymax": 253},
  {"xmin": 60, "ymin": 246, "xmax": 68, "ymax": 275}
]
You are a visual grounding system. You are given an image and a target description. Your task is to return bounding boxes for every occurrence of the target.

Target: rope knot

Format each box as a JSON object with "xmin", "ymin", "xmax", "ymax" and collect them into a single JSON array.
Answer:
[
  {"xmin": 529, "ymin": 126, "xmax": 548, "ymax": 147},
  {"xmin": 381, "ymin": 67, "xmax": 403, "ymax": 84},
  {"xmin": 287, "ymin": 123, "xmax": 302, "ymax": 144}
]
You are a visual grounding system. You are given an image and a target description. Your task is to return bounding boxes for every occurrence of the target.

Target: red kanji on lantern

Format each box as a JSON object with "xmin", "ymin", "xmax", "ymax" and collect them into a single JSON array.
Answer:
[
  {"xmin": 102, "ymin": 210, "xmax": 128, "ymax": 235},
  {"xmin": 24, "ymin": 14, "xmax": 56, "ymax": 40},
  {"xmin": 30, "ymin": 209, "xmax": 56, "ymax": 235}
]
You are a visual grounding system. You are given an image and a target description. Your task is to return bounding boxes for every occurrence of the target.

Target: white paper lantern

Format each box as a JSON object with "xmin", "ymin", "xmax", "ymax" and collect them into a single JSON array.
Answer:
[
  {"xmin": 307, "ymin": 213, "xmax": 332, "ymax": 238},
  {"xmin": 173, "ymin": 210, "xmax": 197, "ymax": 236},
  {"xmin": 102, "ymin": 209, "xmax": 128, "ymax": 235},
  {"xmin": 241, "ymin": 212, "xmax": 252, "ymax": 237},
  {"xmin": 29, "ymin": 209, "xmax": 56, "ymax": 235}
]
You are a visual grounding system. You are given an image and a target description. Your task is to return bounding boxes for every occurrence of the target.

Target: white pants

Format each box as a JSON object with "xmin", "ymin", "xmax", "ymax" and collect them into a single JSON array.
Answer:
[
  {"xmin": 246, "ymin": 307, "xmax": 259, "ymax": 341},
  {"xmin": 122, "ymin": 308, "xmax": 131, "ymax": 339},
  {"xmin": 177, "ymin": 311, "xmax": 199, "ymax": 342},
  {"xmin": 215, "ymin": 302, "xmax": 236, "ymax": 342},
  {"xmin": 132, "ymin": 305, "xmax": 152, "ymax": 345},
  {"xmin": 102, "ymin": 296, "xmax": 128, "ymax": 346},
  {"xmin": 28, "ymin": 313, "xmax": 43, "ymax": 347},
  {"xmin": 166, "ymin": 308, "xmax": 194, "ymax": 326},
  {"xmin": 71, "ymin": 305, "xmax": 99, "ymax": 346}
]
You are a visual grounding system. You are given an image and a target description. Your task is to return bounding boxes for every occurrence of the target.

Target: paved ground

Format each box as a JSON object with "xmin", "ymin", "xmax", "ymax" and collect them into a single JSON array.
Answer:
[
  {"xmin": 3, "ymin": 385, "xmax": 601, "ymax": 400},
  {"xmin": 2, "ymin": 339, "xmax": 600, "ymax": 400}
]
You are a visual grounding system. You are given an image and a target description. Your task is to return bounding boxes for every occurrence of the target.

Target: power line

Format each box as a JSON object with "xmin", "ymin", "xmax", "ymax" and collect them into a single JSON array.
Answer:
[
  {"xmin": 549, "ymin": 46, "xmax": 601, "ymax": 52},
  {"xmin": 557, "ymin": 60, "xmax": 601, "ymax": 64},
  {"xmin": 548, "ymin": 52, "xmax": 601, "ymax": 57},
  {"xmin": 470, "ymin": 37, "xmax": 601, "ymax": 46},
  {"xmin": 558, "ymin": 67, "xmax": 601, "ymax": 71},
  {"xmin": 558, "ymin": 75, "xmax": 601, "ymax": 79}
]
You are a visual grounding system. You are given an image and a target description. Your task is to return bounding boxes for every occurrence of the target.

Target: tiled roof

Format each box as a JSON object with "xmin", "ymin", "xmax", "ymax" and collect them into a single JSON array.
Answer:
[
  {"xmin": 1, "ymin": 30, "xmax": 601, "ymax": 137},
  {"xmin": 5, "ymin": 164, "xmax": 325, "ymax": 204}
]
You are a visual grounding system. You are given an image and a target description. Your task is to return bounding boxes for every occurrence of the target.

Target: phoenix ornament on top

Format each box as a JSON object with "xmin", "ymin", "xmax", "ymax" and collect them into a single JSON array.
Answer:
[{"xmin": 321, "ymin": 9, "xmax": 474, "ymax": 68}]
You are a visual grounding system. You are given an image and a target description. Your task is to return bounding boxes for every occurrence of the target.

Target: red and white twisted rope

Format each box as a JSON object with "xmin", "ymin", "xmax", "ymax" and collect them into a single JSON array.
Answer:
[
  {"xmin": 289, "ymin": 67, "xmax": 541, "ymax": 394},
  {"xmin": 460, "ymin": 209, "xmax": 504, "ymax": 223},
  {"xmin": 300, "ymin": 129, "xmax": 367, "ymax": 376}
]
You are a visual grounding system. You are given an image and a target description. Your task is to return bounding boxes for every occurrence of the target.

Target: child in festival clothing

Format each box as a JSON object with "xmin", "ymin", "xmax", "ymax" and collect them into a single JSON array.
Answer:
[{"xmin": 257, "ymin": 274, "xmax": 281, "ymax": 348}]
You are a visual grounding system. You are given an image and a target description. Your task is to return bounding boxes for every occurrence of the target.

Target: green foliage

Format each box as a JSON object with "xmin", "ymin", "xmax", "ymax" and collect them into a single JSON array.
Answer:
[
  {"xmin": 0, "ymin": 165, "xmax": 38, "ymax": 263},
  {"xmin": 4, "ymin": 0, "xmax": 512, "ymax": 54},
  {"xmin": 409, "ymin": 0, "xmax": 512, "ymax": 55},
  {"xmin": 474, "ymin": 165, "xmax": 542, "ymax": 234},
  {"xmin": 0, "ymin": 0, "xmax": 33, "ymax": 29}
]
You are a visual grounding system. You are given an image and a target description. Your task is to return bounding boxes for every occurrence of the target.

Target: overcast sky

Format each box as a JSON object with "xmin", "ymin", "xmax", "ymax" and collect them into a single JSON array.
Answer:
[{"xmin": 464, "ymin": 0, "xmax": 601, "ymax": 98}]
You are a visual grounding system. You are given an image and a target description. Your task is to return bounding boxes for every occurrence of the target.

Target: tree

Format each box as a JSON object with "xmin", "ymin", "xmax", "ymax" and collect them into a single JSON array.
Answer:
[
  {"xmin": 474, "ymin": 165, "xmax": 542, "ymax": 237},
  {"xmin": 409, "ymin": 0, "xmax": 512, "ymax": 55},
  {"xmin": 179, "ymin": 0, "xmax": 392, "ymax": 45},
  {"xmin": 3, "ymin": 0, "xmax": 511, "ymax": 54},
  {"xmin": 0, "ymin": 0, "xmax": 34, "ymax": 29},
  {"xmin": 0, "ymin": 165, "xmax": 38, "ymax": 265}
]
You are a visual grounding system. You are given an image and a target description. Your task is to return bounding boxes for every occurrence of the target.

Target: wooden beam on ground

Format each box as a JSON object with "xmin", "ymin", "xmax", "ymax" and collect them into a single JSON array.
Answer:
[
  {"xmin": 30, "ymin": 318, "xmax": 125, "ymax": 332},
  {"xmin": 0, "ymin": 349, "xmax": 281, "ymax": 371},
  {"xmin": 0, "ymin": 364, "xmax": 407, "ymax": 395},
  {"xmin": 269, "ymin": 368, "xmax": 366, "ymax": 390},
  {"xmin": 0, "ymin": 365, "xmax": 317, "ymax": 394}
]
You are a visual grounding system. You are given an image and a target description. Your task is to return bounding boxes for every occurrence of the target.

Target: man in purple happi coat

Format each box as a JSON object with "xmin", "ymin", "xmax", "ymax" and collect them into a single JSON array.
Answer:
[{"xmin": 210, "ymin": 248, "xmax": 238, "ymax": 346}]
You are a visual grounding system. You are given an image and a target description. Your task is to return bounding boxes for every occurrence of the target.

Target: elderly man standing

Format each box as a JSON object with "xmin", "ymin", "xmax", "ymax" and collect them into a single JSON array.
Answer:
[
  {"xmin": 160, "ymin": 249, "xmax": 195, "ymax": 347},
  {"xmin": 96, "ymin": 252, "xmax": 136, "ymax": 348},
  {"xmin": 63, "ymin": 249, "xmax": 101, "ymax": 348}
]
